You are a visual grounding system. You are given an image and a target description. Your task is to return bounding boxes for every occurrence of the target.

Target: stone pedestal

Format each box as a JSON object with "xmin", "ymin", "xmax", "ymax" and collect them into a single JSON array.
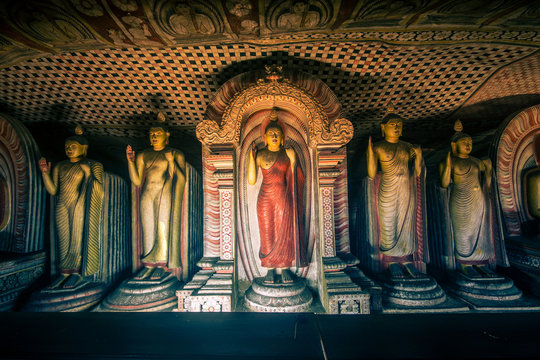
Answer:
[
  {"xmin": 25, "ymin": 280, "xmax": 106, "ymax": 312},
  {"xmin": 446, "ymin": 270, "xmax": 540, "ymax": 311},
  {"xmin": 375, "ymin": 273, "xmax": 469, "ymax": 313},
  {"xmin": 245, "ymin": 277, "xmax": 313, "ymax": 312},
  {"xmin": 99, "ymin": 269, "xmax": 180, "ymax": 312},
  {"xmin": 177, "ymin": 257, "xmax": 234, "ymax": 312}
]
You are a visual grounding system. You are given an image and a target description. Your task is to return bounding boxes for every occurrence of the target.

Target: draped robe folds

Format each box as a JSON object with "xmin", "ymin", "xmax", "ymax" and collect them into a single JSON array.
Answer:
[
  {"xmin": 55, "ymin": 159, "xmax": 103, "ymax": 276},
  {"xmin": 375, "ymin": 141, "xmax": 418, "ymax": 258},
  {"xmin": 257, "ymin": 149, "xmax": 306, "ymax": 268},
  {"xmin": 136, "ymin": 148, "xmax": 185, "ymax": 270},
  {"xmin": 450, "ymin": 157, "xmax": 492, "ymax": 263}
]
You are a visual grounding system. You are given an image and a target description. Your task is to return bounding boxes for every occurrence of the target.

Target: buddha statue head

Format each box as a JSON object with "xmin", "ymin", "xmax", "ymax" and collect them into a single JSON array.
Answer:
[
  {"xmin": 64, "ymin": 126, "xmax": 88, "ymax": 162},
  {"xmin": 381, "ymin": 105, "xmax": 403, "ymax": 142},
  {"xmin": 450, "ymin": 120, "xmax": 472, "ymax": 158},
  {"xmin": 149, "ymin": 112, "xmax": 170, "ymax": 150},
  {"xmin": 264, "ymin": 109, "xmax": 284, "ymax": 149}
]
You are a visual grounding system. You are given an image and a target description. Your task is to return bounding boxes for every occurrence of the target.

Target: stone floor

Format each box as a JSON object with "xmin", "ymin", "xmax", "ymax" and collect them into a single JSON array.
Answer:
[{"xmin": 1, "ymin": 311, "xmax": 540, "ymax": 359}]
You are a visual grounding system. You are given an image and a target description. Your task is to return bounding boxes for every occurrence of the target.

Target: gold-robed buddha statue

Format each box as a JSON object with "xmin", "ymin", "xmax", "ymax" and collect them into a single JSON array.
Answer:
[
  {"xmin": 439, "ymin": 121, "xmax": 496, "ymax": 278},
  {"xmin": 39, "ymin": 127, "xmax": 104, "ymax": 288},
  {"xmin": 126, "ymin": 120, "xmax": 186, "ymax": 279},
  {"xmin": 366, "ymin": 107, "xmax": 424, "ymax": 278},
  {"xmin": 247, "ymin": 109, "xmax": 307, "ymax": 284}
]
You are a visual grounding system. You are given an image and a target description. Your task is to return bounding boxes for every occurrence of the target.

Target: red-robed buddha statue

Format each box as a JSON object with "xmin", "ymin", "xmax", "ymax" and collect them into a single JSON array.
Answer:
[{"xmin": 247, "ymin": 110, "xmax": 307, "ymax": 284}]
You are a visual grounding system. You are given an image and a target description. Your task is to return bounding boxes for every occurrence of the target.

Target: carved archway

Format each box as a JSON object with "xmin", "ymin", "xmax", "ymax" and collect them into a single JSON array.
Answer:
[{"xmin": 494, "ymin": 104, "xmax": 540, "ymax": 236}]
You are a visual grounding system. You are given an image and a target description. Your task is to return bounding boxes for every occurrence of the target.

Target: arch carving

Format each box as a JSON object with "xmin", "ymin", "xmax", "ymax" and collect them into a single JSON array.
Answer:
[
  {"xmin": 196, "ymin": 72, "xmax": 353, "ymax": 147},
  {"xmin": 494, "ymin": 104, "xmax": 540, "ymax": 236}
]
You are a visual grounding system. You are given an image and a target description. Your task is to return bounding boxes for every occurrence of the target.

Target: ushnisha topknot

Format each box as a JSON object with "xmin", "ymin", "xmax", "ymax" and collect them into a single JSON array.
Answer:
[
  {"xmin": 150, "ymin": 111, "xmax": 169, "ymax": 132},
  {"xmin": 66, "ymin": 125, "xmax": 88, "ymax": 146},
  {"xmin": 264, "ymin": 108, "xmax": 283, "ymax": 133},
  {"xmin": 450, "ymin": 120, "xmax": 471, "ymax": 143},
  {"xmin": 381, "ymin": 102, "xmax": 403, "ymax": 124}
]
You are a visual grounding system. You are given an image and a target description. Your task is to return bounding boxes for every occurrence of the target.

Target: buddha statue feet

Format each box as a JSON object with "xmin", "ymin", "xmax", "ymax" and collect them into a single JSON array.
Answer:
[
  {"xmin": 387, "ymin": 263, "xmax": 406, "ymax": 279},
  {"xmin": 264, "ymin": 269, "xmax": 276, "ymax": 284},
  {"xmin": 133, "ymin": 267, "xmax": 154, "ymax": 280},
  {"xmin": 459, "ymin": 264, "xmax": 483, "ymax": 279},
  {"xmin": 473, "ymin": 265, "xmax": 498, "ymax": 278},
  {"xmin": 281, "ymin": 269, "xmax": 294, "ymax": 283},
  {"xmin": 47, "ymin": 274, "xmax": 70, "ymax": 289},
  {"xmin": 62, "ymin": 274, "xmax": 83, "ymax": 289},
  {"xmin": 387, "ymin": 263, "xmax": 422, "ymax": 280}
]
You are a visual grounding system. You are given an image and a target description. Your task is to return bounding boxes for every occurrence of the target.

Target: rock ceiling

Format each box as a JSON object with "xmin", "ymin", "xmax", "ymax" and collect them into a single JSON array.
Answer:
[{"xmin": 0, "ymin": 0, "xmax": 539, "ymax": 168}]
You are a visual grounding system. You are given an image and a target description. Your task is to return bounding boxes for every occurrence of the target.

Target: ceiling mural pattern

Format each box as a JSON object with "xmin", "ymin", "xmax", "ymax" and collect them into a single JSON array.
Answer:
[
  {"xmin": 0, "ymin": 0, "xmax": 537, "ymax": 150},
  {"xmin": 0, "ymin": 0, "xmax": 539, "ymax": 68}
]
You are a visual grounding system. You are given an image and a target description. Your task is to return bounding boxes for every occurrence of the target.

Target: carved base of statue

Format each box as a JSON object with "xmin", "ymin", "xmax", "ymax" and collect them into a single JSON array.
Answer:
[
  {"xmin": 244, "ymin": 273, "xmax": 313, "ymax": 312},
  {"xmin": 24, "ymin": 276, "xmax": 106, "ymax": 312},
  {"xmin": 97, "ymin": 268, "xmax": 181, "ymax": 312},
  {"xmin": 445, "ymin": 269, "xmax": 540, "ymax": 310},
  {"xmin": 374, "ymin": 264, "xmax": 469, "ymax": 312}
]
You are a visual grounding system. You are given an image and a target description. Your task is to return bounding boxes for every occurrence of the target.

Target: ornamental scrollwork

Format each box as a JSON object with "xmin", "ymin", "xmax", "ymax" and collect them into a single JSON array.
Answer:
[{"xmin": 197, "ymin": 73, "xmax": 353, "ymax": 148}]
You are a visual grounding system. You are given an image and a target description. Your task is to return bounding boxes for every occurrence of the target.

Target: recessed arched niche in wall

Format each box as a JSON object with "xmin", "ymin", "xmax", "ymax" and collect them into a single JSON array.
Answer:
[
  {"xmin": 492, "ymin": 104, "xmax": 540, "ymax": 296},
  {"xmin": 493, "ymin": 104, "xmax": 540, "ymax": 237},
  {"xmin": 0, "ymin": 175, "xmax": 10, "ymax": 232},
  {"xmin": 0, "ymin": 113, "xmax": 47, "ymax": 311},
  {"xmin": 0, "ymin": 113, "xmax": 45, "ymax": 253},
  {"xmin": 178, "ymin": 67, "xmax": 373, "ymax": 314}
]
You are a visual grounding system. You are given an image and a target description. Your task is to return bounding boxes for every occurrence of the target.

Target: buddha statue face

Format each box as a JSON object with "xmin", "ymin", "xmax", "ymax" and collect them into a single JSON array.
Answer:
[
  {"xmin": 64, "ymin": 140, "xmax": 87, "ymax": 160},
  {"xmin": 381, "ymin": 117, "xmax": 403, "ymax": 140},
  {"xmin": 149, "ymin": 127, "xmax": 169, "ymax": 150},
  {"xmin": 452, "ymin": 136, "xmax": 472, "ymax": 157},
  {"xmin": 264, "ymin": 126, "xmax": 283, "ymax": 149}
]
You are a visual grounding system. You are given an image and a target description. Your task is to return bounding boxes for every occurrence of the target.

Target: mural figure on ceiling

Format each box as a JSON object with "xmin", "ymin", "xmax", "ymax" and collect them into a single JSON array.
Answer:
[
  {"xmin": 226, "ymin": 0, "xmax": 258, "ymax": 35},
  {"xmin": 169, "ymin": 2, "xmax": 215, "ymax": 36},
  {"xmin": 28, "ymin": 11, "xmax": 85, "ymax": 44},
  {"xmin": 121, "ymin": 16, "xmax": 162, "ymax": 46},
  {"xmin": 247, "ymin": 109, "xmax": 307, "ymax": 284},
  {"xmin": 439, "ymin": 121, "xmax": 499, "ymax": 277},
  {"xmin": 366, "ymin": 105, "xmax": 425, "ymax": 278},
  {"xmin": 39, "ymin": 127, "xmax": 104, "ymax": 289},
  {"xmin": 277, "ymin": 1, "xmax": 321, "ymax": 30},
  {"xmin": 126, "ymin": 115, "xmax": 186, "ymax": 279}
]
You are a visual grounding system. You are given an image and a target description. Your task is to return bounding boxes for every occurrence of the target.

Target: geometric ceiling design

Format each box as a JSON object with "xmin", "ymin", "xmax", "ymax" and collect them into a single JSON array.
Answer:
[{"xmin": 0, "ymin": 0, "xmax": 539, "ymax": 161}]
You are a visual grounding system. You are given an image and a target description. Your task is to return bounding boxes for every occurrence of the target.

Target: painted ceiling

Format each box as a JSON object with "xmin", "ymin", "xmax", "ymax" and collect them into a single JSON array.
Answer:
[{"xmin": 0, "ymin": 0, "xmax": 539, "ymax": 170}]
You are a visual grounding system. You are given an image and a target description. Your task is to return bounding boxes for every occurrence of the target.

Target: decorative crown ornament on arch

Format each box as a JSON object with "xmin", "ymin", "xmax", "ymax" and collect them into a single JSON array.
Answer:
[{"xmin": 196, "ymin": 66, "xmax": 353, "ymax": 147}]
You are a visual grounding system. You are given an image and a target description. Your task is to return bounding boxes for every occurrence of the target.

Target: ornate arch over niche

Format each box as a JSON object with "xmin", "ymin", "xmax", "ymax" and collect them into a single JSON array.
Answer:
[
  {"xmin": 196, "ymin": 68, "xmax": 353, "ymax": 148},
  {"xmin": 494, "ymin": 104, "xmax": 540, "ymax": 236}
]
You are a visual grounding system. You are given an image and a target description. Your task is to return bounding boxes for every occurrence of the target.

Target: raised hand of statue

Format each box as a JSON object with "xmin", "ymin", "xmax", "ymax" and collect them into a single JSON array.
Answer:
[
  {"xmin": 367, "ymin": 136, "xmax": 374, "ymax": 155},
  {"xmin": 445, "ymin": 151, "xmax": 452, "ymax": 168},
  {"xmin": 39, "ymin": 157, "xmax": 51, "ymax": 174},
  {"xmin": 251, "ymin": 142, "xmax": 258, "ymax": 160},
  {"xmin": 126, "ymin": 145, "xmax": 135, "ymax": 163}
]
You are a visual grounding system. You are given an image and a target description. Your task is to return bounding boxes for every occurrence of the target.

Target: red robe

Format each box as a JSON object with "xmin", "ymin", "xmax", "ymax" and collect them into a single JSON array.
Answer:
[{"xmin": 257, "ymin": 149, "xmax": 306, "ymax": 268}]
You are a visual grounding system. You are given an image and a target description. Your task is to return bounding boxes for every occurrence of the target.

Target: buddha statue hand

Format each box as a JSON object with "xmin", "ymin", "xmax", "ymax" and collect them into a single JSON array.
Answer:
[
  {"xmin": 80, "ymin": 163, "xmax": 91, "ymax": 178},
  {"xmin": 165, "ymin": 150, "xmax": 174, "ymax": 178},
  {"xmin": 39, "ymin": 157, "xmax": 51, "ymax": 174},
  {"xmin": 126, "ymin": 145, "xmax": 135, "ymax": 163}
]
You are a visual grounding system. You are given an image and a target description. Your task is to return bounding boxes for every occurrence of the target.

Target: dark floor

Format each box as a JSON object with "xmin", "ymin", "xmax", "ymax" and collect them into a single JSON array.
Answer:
[{"xmin": 1, "ymin": 311, "xmax": 540, "ymax": 359}]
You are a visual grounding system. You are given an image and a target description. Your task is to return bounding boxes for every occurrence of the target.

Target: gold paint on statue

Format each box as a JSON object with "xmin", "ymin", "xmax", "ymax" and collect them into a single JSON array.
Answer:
[
  {"xmin": 439, "ymin": 122, "xmax": 494, "ymax": 278},
  {"xmin": 127, "ymin": 124, "xmax": 186, "ymax": 273},
  {"xmin": 367, "ymin": 111, "xmax": 422, "ymax": 278},
  {"xmin": 40, "ymin": 131, "xmax": 104, "ymax": 288},
  {"xmin": 247, "ymin": 109, "xmax": 305, "ymax": 284}
]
